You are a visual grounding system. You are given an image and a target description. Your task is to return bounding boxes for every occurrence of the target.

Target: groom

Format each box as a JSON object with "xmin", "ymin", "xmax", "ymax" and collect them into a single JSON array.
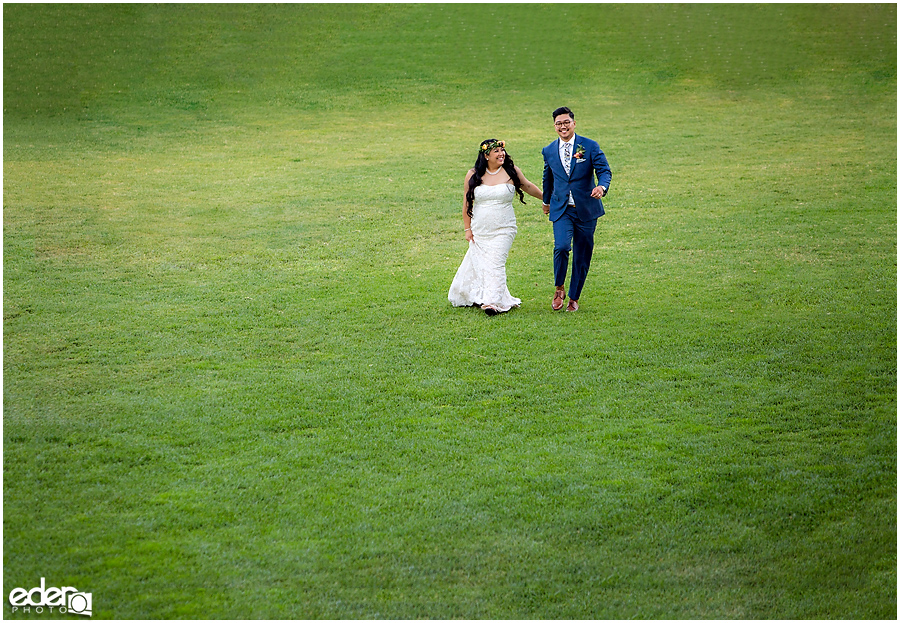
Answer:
[{"xmin": 541, "ymin": 106, "xmax": 612, "ymax": 312}]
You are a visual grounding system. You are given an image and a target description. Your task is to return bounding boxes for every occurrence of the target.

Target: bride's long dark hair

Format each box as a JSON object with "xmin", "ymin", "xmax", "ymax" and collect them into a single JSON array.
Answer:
[{"xmin": 466, "ymin": 139, "xmax": 526, "ymax": 217}]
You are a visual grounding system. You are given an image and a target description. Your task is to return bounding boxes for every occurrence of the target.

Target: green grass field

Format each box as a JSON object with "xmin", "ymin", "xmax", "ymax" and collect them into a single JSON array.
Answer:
[{"xmin": 3, "ymin": 4, "xmax": 896, "ymax": 619}]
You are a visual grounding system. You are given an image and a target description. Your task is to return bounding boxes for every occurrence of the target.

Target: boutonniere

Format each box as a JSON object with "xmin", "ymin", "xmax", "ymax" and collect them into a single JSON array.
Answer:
[{"xmin": 573, "ymin": 144, "xmax": 586, "ymax": 161}]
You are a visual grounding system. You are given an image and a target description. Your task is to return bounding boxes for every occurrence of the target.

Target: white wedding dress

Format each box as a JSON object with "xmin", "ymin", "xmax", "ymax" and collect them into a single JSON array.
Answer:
[{"xmin": 448, "ymin": 183, "xmax": 521, "ymax": 312}]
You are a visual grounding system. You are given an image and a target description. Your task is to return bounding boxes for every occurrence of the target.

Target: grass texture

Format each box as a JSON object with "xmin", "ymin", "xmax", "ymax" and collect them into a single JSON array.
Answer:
[{"xmin": 3, "ymin": 4, "xmax": 896, "ymax": 619}]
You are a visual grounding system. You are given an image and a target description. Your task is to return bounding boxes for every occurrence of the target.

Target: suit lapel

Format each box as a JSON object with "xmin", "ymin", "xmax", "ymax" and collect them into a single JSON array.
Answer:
[
  {"xmin": 554, "ymin": 138, "xmax": 571, "ymax": 180},
  {"xmin": 553, "ymin": 138, "xmax": 566, "ymax": 177}
]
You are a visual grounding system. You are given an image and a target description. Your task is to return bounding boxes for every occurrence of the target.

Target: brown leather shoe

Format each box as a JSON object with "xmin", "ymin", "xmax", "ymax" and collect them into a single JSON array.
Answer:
[
  {"xmin": 552, "ymin": 289, "xmax": 565, "ymax": 311},
  {"xmin": 566, "ymin": 299, "xmax": 579, "ymax": 312}
]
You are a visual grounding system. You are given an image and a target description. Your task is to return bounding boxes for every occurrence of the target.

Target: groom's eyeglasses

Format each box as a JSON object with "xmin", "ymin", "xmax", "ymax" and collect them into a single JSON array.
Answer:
[{"xmin": 554, "ymin": 120, "xmax": 573, "ymax": 127}]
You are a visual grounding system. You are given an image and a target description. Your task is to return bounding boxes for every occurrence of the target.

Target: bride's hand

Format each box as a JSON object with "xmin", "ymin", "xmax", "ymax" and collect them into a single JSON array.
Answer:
[{"xmin": 465, "ymin": 229, "xmax": 474, "ymax": 242}]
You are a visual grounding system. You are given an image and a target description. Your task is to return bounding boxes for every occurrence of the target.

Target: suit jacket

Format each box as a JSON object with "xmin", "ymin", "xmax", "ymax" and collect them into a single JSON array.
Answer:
[{"xmin": 542, "ymin": 134, "xmax": 611, "ymax": 222}]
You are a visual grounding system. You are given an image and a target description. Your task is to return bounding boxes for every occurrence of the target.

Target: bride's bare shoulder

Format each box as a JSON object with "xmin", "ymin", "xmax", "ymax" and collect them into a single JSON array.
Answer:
[{"xmin": 463, "ymin": 168, "xmax": 476, "ymax": 190}]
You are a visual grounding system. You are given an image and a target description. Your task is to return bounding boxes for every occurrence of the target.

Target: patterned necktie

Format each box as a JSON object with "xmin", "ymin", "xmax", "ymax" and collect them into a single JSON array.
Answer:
[{"xmin": 563, "ymin": 141, "xmax": 571, "ymax": 175}]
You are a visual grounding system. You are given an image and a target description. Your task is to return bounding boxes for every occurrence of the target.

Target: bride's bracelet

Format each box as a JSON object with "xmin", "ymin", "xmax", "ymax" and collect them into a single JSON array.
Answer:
[{"xmin": 464, "ymin": 228, "xmax": 471, "ymax": 231}]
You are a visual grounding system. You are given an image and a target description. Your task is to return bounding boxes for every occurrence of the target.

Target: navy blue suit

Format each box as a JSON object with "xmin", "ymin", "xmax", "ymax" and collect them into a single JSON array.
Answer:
[{"xmin": 542, "ymin": 134, "xmax": 611, "ymax": 301}]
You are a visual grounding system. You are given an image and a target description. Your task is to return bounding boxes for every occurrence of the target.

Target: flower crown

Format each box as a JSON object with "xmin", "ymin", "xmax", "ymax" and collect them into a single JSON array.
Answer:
[{"xmin": 480, "ymin": 139, "xmax": 505, "ymax": 154}]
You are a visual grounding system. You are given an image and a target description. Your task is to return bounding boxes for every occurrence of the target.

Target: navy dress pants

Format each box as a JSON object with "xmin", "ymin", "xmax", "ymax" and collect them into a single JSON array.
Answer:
[{"xmin": 552, "ymin": 206, "xmax": 598, "ymax": 301}]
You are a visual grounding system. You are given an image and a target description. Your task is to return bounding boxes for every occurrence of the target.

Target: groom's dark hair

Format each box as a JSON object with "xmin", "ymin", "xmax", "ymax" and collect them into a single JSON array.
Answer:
[{"xmin": 552, "ymin": 106, "xmax": 574, "ymax": 120}]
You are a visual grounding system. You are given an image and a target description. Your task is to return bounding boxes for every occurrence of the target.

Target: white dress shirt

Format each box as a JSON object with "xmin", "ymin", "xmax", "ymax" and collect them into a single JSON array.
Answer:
[{"xmin": 558, "ymin": 137, "xmax": 576, "ymax": 205}]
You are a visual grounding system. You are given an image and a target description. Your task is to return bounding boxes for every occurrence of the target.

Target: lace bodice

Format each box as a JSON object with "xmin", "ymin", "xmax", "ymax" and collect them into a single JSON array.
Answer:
[{"xmin": 470, "ymin": 183, "xmax": 517, "ymax": 237}]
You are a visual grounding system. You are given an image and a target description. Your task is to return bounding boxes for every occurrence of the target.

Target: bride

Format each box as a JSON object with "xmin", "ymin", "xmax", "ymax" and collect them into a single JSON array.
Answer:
[{"xmin": 448, "ymin": 139, "xmax": 543, "ymax": 315}]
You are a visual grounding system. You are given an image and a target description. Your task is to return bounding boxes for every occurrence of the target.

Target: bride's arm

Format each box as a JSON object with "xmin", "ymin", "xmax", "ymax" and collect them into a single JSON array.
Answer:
[{"xmin": 515, "ymin": 166, "xmax": 543, "ymax": 200}]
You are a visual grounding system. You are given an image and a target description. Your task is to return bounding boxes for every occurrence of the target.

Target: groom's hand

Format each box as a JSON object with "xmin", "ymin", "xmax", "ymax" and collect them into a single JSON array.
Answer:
[
  {"xmin": 542, "ymin": 203, "xmax": 550, "ymax": 215},
  {"xmin": 591, "ymin": 186, "xmax": 607, "ymax": 199}
]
